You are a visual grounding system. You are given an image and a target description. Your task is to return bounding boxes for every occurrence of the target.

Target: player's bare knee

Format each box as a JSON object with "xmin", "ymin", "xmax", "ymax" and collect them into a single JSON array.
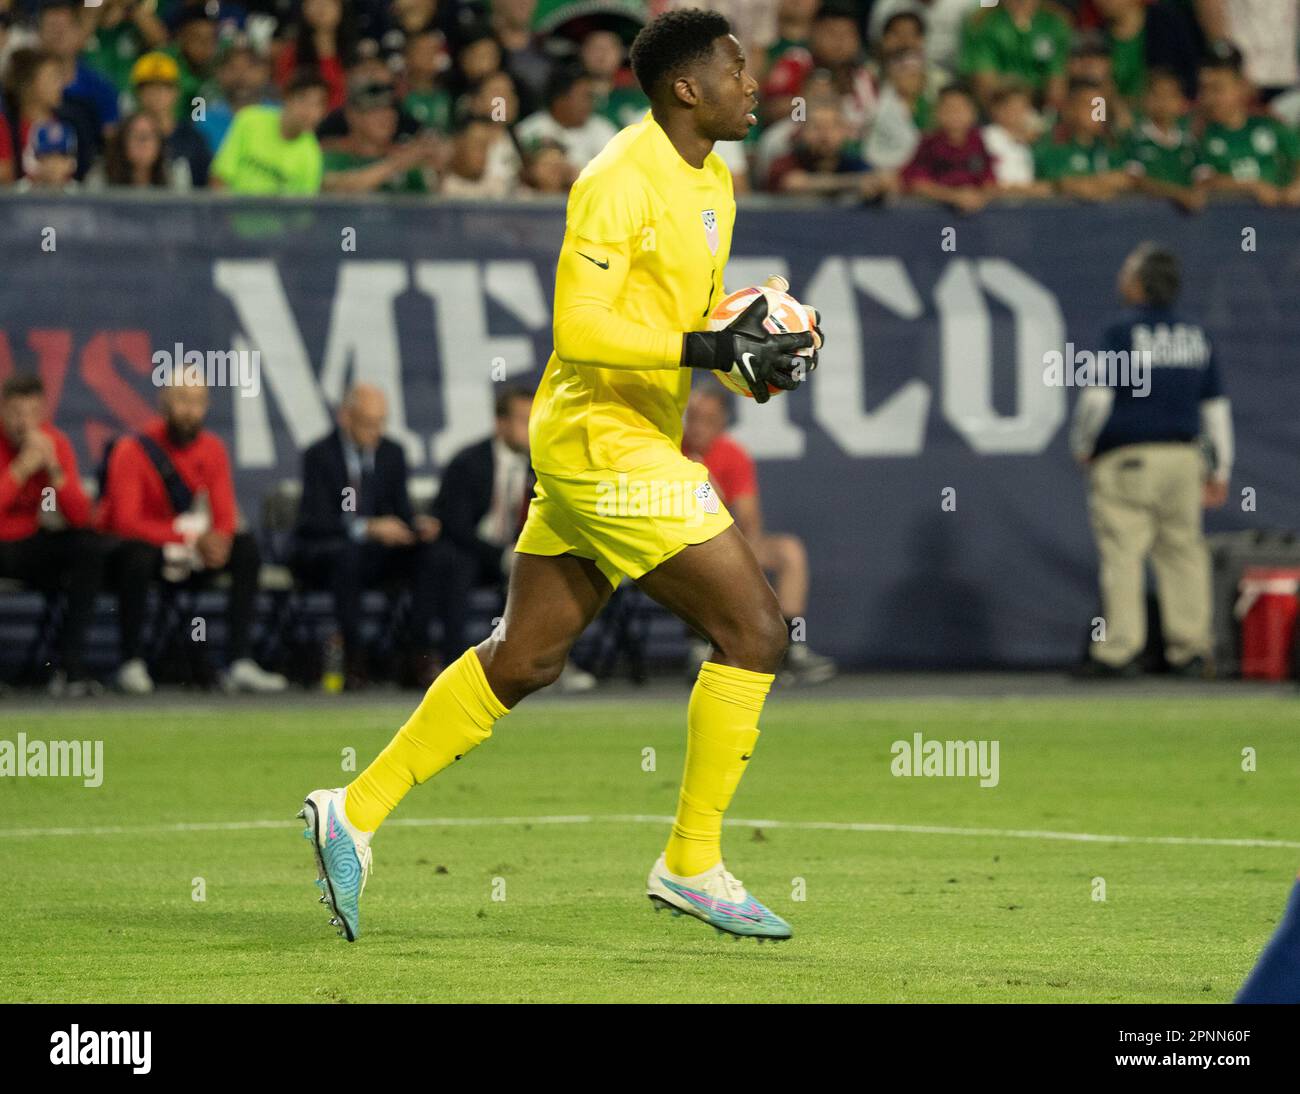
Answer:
[{"xmin": 715, "ymin": 610, "xmax": 787, "ymax": 674}]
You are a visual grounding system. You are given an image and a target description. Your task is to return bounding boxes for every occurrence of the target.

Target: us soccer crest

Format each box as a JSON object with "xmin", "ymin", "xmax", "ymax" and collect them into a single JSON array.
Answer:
[{"xmin": 701, "ymin": 209, "xmax": 719, "ymax": 255}]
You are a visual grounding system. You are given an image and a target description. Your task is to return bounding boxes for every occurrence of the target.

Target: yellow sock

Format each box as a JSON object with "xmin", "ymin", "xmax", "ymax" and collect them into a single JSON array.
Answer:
[
  {"xmin": 344, "ymin": 648, "xmax": 509, "ymax": 832},
  {"xmin": 664, "ymin": 660, "xmax": 774, "ymax": 877}
]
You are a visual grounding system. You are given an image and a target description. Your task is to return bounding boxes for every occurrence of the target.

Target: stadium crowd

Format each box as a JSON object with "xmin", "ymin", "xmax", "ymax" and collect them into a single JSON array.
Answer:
[{"xmin": 0, "ymin": 0, "xmax": 1296, "ymax": 207}]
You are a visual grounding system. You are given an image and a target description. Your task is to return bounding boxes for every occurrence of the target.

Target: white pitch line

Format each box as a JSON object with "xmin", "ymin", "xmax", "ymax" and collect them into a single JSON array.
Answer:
[{"xmin": 0, "ymin": 814, "xmax": 1296, "ymax": 850}]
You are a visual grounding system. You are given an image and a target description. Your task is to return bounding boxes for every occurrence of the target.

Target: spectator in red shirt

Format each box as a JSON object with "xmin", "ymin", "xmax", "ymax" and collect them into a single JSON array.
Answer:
[
  {"xmin": 98, "ymin": 373, "xmax": 286, "ymax": 695},
  {"xmin": 0, "ymin": 374, "xmax": 104, "ymax": 694},
  {"xmin": 901, "ymin": 83, "xmax": 997, "ymax": 213},
  {"xmin": 682, "ymin": 385, "xmax": 837, "ymax": 685}
]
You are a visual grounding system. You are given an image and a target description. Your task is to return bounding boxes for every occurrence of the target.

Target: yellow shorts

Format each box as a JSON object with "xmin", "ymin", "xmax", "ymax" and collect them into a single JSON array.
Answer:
[{"xmin": 516, "ymin": 448, "xmax": 734, "ymax": 590}]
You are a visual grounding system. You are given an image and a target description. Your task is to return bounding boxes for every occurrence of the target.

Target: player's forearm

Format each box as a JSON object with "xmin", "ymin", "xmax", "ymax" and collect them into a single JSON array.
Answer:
[
  {"xmin": 553, "ymin": 303, "xmax": 683, "ymax": 371},
  {"xmin": 553, "ymin": 232, "xmax": 687, "ymax": 371}
]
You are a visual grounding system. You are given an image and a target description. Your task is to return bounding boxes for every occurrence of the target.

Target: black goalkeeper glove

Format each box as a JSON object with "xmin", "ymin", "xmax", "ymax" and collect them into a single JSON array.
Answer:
[{"xmin": 680, "ymin": 293, "xmax": 815, "ymax": 404}]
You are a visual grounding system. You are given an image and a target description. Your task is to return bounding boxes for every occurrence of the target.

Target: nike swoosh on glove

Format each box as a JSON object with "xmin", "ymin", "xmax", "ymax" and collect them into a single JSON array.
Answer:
[{"xmin": 680, "ymin": 293, "xmax": 815, "ymax": 403}]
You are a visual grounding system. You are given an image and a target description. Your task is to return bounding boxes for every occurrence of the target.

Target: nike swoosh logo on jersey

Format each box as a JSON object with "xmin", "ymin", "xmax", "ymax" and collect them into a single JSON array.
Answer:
[{"xmin": 577, "ymin": 252, "xmax": 609, "ymax": 269}]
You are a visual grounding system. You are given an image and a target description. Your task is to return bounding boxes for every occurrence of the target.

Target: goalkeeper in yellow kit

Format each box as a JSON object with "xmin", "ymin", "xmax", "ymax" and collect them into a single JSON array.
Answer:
[{"xmin": 298, "ymin": 9, "xmax": 821, "ymax": 942}]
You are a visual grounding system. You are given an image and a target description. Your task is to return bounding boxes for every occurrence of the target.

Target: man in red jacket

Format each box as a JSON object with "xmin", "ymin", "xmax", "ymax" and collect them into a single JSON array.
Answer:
[
  {"xmin": 682, "ymin": 385, "xmax": 837, "ymax": 686},
  {"xmin": 98, "ymin": 374, "xmax": 286, "ymax": 694},
  {"xmin": 0, "ymin": 374, "xmax": 104, "ymax": 694}
]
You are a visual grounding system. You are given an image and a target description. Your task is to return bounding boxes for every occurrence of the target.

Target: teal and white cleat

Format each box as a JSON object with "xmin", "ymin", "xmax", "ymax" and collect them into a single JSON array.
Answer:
[
  {"xmin": 646, "ymin": 853, "xmax": 792, "ymax": 941},
  {"xmin": 298, "ymin": 788, "xmax": 372, "ymax": 942}
]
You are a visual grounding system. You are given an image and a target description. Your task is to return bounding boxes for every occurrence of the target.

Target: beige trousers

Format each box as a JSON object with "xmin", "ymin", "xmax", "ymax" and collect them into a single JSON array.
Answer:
[{"xmin": 1087, "ymin": 442, "xmax": 1211, "ymax": 667}]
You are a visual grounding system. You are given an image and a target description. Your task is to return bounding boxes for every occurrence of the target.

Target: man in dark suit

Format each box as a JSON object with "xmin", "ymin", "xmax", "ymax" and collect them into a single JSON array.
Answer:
[
  {"xmin": 429, "ymin": 386, "xmax": 596, "ymax": 692},
  {"xmin": 293, "ymin": 383, "xmax": 441, "ymax": 689}
]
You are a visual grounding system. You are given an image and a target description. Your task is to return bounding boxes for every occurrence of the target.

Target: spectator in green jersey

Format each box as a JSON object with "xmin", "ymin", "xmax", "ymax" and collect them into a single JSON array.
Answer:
[
  {"xmin": 1194, "ymin": 52, "xmax": 1300, "ymax": 207},
  {"xmin": 1123, "ymin": 67, "xmax": 1203, "ymax": 212},
  {"xmin": 321, "ymin": 78, "xmax": 443, "ymax": 195},
  {"xmin": 400, "ymin": 27, "xmax": 453, "ymax": 135},
  {"xmin": 1033, "ymin": 77, "xmax": 1131, "ymax": 201},
  {"xmin": 958, "ymin": 0, "xmax": 1072, "ymax": 113}
]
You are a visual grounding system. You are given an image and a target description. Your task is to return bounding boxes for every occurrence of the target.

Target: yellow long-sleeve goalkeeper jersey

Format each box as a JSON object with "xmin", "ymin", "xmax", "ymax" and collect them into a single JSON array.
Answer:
[{"xmin": 528, "ymin": 111, "xmax": 735, "ymax": 474}]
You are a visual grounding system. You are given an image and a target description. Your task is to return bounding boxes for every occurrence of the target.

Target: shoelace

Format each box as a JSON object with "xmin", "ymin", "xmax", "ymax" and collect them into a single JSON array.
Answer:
[{"xmin": 714, "ymin": 867, "xmax": 746, "ymax": 904}]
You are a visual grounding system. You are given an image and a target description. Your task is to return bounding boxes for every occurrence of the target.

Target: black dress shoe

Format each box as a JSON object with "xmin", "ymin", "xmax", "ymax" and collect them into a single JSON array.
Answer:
[
  {"xmin": 1168, "ymin": 655, "xmax": 1209, "ymax": 679},
  {"xmin": 1072, "ymin": 657, "xmax": 1141, "ymax": 679}
]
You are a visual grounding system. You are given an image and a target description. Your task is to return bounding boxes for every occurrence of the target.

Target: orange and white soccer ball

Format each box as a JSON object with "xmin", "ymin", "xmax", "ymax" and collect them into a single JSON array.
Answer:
[{"xmin": 707, "ymin": 280, "xmax": 816, "ymax": 398}]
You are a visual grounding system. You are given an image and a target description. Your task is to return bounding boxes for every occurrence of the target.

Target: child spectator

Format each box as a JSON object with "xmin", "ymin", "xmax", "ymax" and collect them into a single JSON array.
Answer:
[
  {"xmin": 17, "ymin": 117, "xmax": 78, "ymax": 191},
  {"xmin": 515, "ymin": 135, "xmax": 572, "ymax": 196},
  {"xmin": 865, "ymin": 48, "xmax": 932, "ymax": 171},
  {"xmin": 1032, "ymin": 77, "xmax": 1131, "ymax": 201},
  {"xmin": 982, "ymin": 81, "xmax": 1050, "ymax": 194},
  {"xmin": 1194, "ymin": 50, "xmax": 1300, "ymax": 206},
  {"xmin": 901, "ymin": 82, "xmax": 996, "ymax": 212},
  {"xmin": 211, "ymin": 69, "xmax": 329, "ymax": 194},
  {"xmin": 515, "ymin": 63, "xmax": 616, "ymax": 174},
  {"xmin": 1066, "ymin": 31, "xmax": 1133, "ymax": 137},
  {"xmin": 460, "ymin": 69, "xmax": 523, "ymax": 190},
  {"xmin": 1122, "ymin": 66, "xmax": 1202, "ymax": 212},
  {"xmin": 440, "ymin": 115, "xmax": 512, "ymax": 197}
]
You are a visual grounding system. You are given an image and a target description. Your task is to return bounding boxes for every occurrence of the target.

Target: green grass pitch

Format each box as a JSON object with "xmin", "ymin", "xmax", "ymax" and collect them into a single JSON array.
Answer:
[{"xmin": 2, "ymin": 693, "xmax": 1297, "ymax": 1003}]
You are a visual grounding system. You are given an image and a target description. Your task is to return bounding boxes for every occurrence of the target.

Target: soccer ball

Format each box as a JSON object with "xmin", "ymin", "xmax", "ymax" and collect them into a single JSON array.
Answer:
[{"xmin": 707, "ymin": 284, "xmax": 815, "ymax": 398}]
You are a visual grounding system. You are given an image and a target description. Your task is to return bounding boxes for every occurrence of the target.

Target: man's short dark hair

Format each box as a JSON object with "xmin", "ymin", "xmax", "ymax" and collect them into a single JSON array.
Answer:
[
  {"xmin": 936, "ymin": 81, "xmax": 975, "ymax": 105},
  {"xmin": 882, "ymin": 11, "xmax": 925, "ymax": 37},
  {"xmin": 494, "ymin": 385, "xmax": 532, "ymax": 418},
  {"xmin": 629, "ymin": 9, "xmax": 732, "ymax": 103},
  {"xmin": 814, "ymin": 3, "xmax": 859, "ymax": 25},
  {"xmin": 1067, "ymin": 76, "xmax": 1104, "ymax": 97},
  {"xmin": 1144, "ymin": 65, "xmax": 1184, "ymax": 93},
  {"xmin": 1, "ymin": 374, "xmax": 44, "ymax": 400},
  {"xmin": 285, "ymin": 67, "xmax": 330, "ymax": 98},
  {"xmin": 544, "ymin": 61, "xmax": 588, "ymax": 108},
  {"xmin": 988, "ymin": 80, "xmax": 1031, "ymax": 109},
  {"xmin": 1133, "ymin": 245, "xmax": 1181, "ymax": 308}
]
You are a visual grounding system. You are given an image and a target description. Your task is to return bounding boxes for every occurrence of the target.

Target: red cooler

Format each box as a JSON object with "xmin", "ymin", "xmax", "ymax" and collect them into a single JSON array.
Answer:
[{"xmin": 1235, "ymin": 567, "xmax": 1300, "ymax": 680}]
